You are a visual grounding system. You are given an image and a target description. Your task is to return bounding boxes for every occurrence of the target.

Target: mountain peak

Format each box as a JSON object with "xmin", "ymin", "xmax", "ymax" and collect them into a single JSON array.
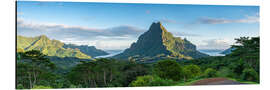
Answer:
[
  {"xmin": 147, "ymin": 21, "xmax": 169, "ymax": 36},
  {"xmin": 38, "ymin": 35, "xmax": 49, "ymax": 40},
  {"xmin": 114, "ymin": 22, "xmax": 209, "ymax": 61}
]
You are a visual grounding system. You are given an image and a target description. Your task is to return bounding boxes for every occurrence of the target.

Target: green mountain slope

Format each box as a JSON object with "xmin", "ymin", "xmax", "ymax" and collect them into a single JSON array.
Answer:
[
  {"xmin": 113, "ymin": 22, "xmax": 208, "ymax": 61},
  {"xmin": 17, "ymin": 35, "xmax": 91, "ymax": 59},
  {"xmin": 63, "ymin": 44, "xmax": 109, "ymax": 57}
]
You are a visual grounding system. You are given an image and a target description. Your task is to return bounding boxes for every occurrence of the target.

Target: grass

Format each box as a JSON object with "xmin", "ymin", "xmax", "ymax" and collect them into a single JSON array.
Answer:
[
  {"xmin": 227, "ymin": 78, "xmax": 259, "ymax": 84},
  {"xmin": 175, "ymin": 78, "xmax": 204, "ymax": 86}
]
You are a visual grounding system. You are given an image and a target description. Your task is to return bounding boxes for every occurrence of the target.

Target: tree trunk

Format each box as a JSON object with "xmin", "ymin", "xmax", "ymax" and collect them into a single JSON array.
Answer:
[
  {"xmin": 33, "ymin": 72, "xmax": 37, "ymax": 86},
  {"xmin": 93, "ymin": 80, "xmax": 97, "ymax": 87},
  {"xmin": 28, "ymin": 73, "xmax": 32, "ymax": 89},
  {"xmin": 110, "ymin": 70, "xmax": 113, "ymax": 82},
  {"xmin": 87, "ymin": 70, "xmax": 91, "ymax": 87},
  {"xmin": 184, "ymin": 76, "xmax": 186, "ymax": 82},
  {"xmin": 103, "ymin": 70, "xmax": 107, "ymax": 86}
]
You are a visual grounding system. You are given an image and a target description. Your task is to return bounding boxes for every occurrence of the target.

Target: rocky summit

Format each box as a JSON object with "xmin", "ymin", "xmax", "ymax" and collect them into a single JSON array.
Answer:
[{"xmin": 113, "ymin": 22, "xmax": 209, "ymax": 62}]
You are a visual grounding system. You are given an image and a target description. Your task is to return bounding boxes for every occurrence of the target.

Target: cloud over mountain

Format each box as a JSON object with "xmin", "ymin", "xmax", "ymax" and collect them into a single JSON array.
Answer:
[
  {"xmin": 17, "ymin": 18, "xmax": 145, "ymax": 50},
  {"xmin": 17, "ymin": 18, "xmax": 144, "ymax": 39},
  {"xmin": 198, "ymin": 39, "xmax": 231, "ymax": 50}
]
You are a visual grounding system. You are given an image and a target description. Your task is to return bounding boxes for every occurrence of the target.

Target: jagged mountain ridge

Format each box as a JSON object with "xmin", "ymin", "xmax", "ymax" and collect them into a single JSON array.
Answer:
[
  {"xmin": 17, "ymin": 35, "xmax": 107, "ymax": 59},
  {"xmin": 113, "ymin": 22, "xmax": 208, "ymax": 61}
]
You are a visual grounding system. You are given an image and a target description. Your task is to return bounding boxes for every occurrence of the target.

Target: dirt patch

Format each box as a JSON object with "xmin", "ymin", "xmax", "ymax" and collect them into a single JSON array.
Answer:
[{"xmin": 191, "ymin": 78, "xmax": 242, "ymax": 85}]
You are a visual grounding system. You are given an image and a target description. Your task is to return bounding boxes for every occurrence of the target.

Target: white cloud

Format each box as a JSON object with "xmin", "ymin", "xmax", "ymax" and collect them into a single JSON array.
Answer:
[
  {"xmin": 173, "ymin": 32, "xmax": 201, "ymax": 37},
  {"xmin": 17, "ymin": 18, "xmax": 144, "ymax": 50},
  {"xmin": 197, "ymin": 15, "xmax": 259, "ymax": 24},
  {"xmin": 61, "ymin": 39, "xmax": 136, "ymax": 50},
  {"xmin": 198, "ymin": 39, "xmax": 232, "ymax": 50}
]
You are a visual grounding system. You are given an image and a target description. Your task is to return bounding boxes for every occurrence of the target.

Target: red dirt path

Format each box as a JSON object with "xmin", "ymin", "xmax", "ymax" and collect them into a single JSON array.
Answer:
[{"xmin": 191, "ymin": 78, "xmax": 242, "ymax": 85}]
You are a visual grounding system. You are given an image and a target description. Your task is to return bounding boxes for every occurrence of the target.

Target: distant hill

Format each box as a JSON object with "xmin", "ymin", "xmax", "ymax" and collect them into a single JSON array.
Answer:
[
  {"xmin": 17, "ymin": 35, "xmax": 96, "ymax": 59},
  {"xmin": 113, "ymin": 22, "xmax": 208, "ymax": 62},
  {"xmin": 198, "ymin": 49, "xmax": 225, "ymax": 56},
  {"xmin": 220, "ymin": 47, "xmax": 235, "ymax": 55},
  {"xmin": 63, "ymin": 44, "xmax": 109, "ymax": 57}
]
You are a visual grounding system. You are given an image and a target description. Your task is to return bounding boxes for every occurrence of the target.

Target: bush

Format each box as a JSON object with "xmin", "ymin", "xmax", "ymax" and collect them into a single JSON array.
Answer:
[
  {"xmin": 154, "ymin": 60, "xmax": 183, "ymax": 81},
  {"xmin": 129, "ymin": 75, "xmax": 174, "ymax": 87},
  {"xmin": 183, "ymin": 65, "xmax": 201, "ymax": 80},
  {"xmin": 16, "ymin": 84, "xmax": 24, "ymax": 89},
  {"xmin": 69, "ymin": 84, "xmax": 77, "ymax": 88},
  {"xmin": 204, "ymin": 68, "xmax": 217, "ymax": 78},
  {"xmin": 150, "ymin": 76, "xmax": 174, "ymax": 86},
  {"xmin": 217, "ymin": 67, "xmax": 235, "ymax": 78},
  {"xmin": 32, "ymin": 85, "xmax": 52, "ymax": 89},
  {"xmin": 129, "ymin": 75, "xmax": 153, "ymax": 86},
  {"xmin": 241, "ymin": 68, "xmax": 259, "ymax": 82}
]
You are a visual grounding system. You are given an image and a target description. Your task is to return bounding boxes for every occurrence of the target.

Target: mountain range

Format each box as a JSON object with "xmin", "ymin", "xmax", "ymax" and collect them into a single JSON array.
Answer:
[
  {"xmin": 17, "ymin": 35, "xmax": 108, "ymax": 59},
  {"xmin": 63, "ymin": 44, "xmax": 108, "ymax": 57},
  {"xmin": 17, "ymin": 22, "xmax": 209, "ymax": 62},
  {"xmin": 113, "ymin": 22, "xmax": 209, "ymax": 62},
  {"xmin": 220, "ymin": 47, "xmax": 235, "ymax": 55}
]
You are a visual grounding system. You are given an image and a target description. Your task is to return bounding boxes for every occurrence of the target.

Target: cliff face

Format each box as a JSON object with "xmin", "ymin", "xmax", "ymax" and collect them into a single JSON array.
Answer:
[{"xmin": 114, "ymin": 22, "xmax": 208, "ymax": 61}]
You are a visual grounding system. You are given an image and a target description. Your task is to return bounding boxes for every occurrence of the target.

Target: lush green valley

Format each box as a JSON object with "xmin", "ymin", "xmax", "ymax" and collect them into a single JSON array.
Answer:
[{"xmin": 16, "ymin": 36, "xmax": 259, "ymax": 89}]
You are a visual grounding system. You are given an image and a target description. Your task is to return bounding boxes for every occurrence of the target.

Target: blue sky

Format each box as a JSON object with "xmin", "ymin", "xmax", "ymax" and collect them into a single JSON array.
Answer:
[{"xmin": 17, "ymin": 1, "xmax": 259, "ymax": 50}]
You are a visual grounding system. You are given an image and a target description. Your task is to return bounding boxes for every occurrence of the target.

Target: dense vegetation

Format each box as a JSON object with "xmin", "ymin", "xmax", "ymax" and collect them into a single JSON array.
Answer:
[{"xmin": 16, "ymin": 36, "xmax": 259, "ymax": 89}]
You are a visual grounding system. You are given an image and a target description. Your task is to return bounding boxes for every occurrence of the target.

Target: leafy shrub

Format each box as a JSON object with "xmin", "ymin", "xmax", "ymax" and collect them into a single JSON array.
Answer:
[
  {"xmin": 16, "ymin": 84, "xmax": 24, "ymax": 89},
  {"xmin": 204, "ymin": 68, "xmax": 217, "ymax": 78},
  {"xmin": 150, "ymin": 76, "xmax": 174, "ymax": 86},
  {"xmin": 129, "ymin": 75, "xmax": 174, "ymax": 86},
  {"xmin": 241, "ymin": 68, "xmax": 259, "ymax": 82},
  {"xmin": 217, "ymin": 67, "xmax": 235, "ymax": 78},
  {"xmin": 154, "ymin": 60, "xmax": 183, "ymax": 81},
  {"xmin": 183, "ymin": 65, "xmax": 201, "ymax": 80},
  {"xmin": 69, "ymin": 84, "xmax": 77, "ymax": 88},
  {"xmin": 32, "ymin": 85, "xmax": 52, "ymax": 89}
]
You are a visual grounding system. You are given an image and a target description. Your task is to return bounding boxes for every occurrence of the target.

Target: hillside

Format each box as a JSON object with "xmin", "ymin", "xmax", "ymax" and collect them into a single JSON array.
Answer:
[
  {"xmin": 113, "ymin": 22, "xmax": 208, "ymax": 62},
  {"xmin": 17, "ymin": 35, "xmax": 91, "ymax": 59},
  {"xmin": 63, "ymin": 44, "xmax": 109, "ymax": 57}
]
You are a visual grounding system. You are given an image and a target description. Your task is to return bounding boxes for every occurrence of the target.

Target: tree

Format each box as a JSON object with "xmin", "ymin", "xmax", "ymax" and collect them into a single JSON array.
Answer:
[
  {"xmin": 129, "ymin": 75, "xmax": 174, "ymax": 87},
  {"xmin": 183, "ymin": 65, "xmax": 201, "ymax": 81},
  {"xmin": 231, "ymin": 37, "xmax": 259, "ymax": 72},
  {"xmin": 67, "ymin": 58, "xmax": 124, "ymax": 87},
  {"xmin": 16, "ymin": 50, "xmax": 55, "ymax": 89},
  {"xmin": 67, "ymin": 61, "xmax": 98, "ymax": 87},
  {"xmin": 16, "ymin": 63, "xmax": 33, "ymax": 89},
  {"xmin": 117, "ymin": 61, "xmax": 150, "ymax": 87},
  {"xmin": 154, "ymin": 60, "xmax": 183, "ymax": 81},
  {"xmin": 241, "ymin": 68, "xmax": 259, "ymax": 82},
  {"xmin": 204, "ymin": 68, "xmax": 217, "ymax": 78},
  {"xmin": 217, "ymin": 67, "xmax": 235, "ymax": 78}
]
